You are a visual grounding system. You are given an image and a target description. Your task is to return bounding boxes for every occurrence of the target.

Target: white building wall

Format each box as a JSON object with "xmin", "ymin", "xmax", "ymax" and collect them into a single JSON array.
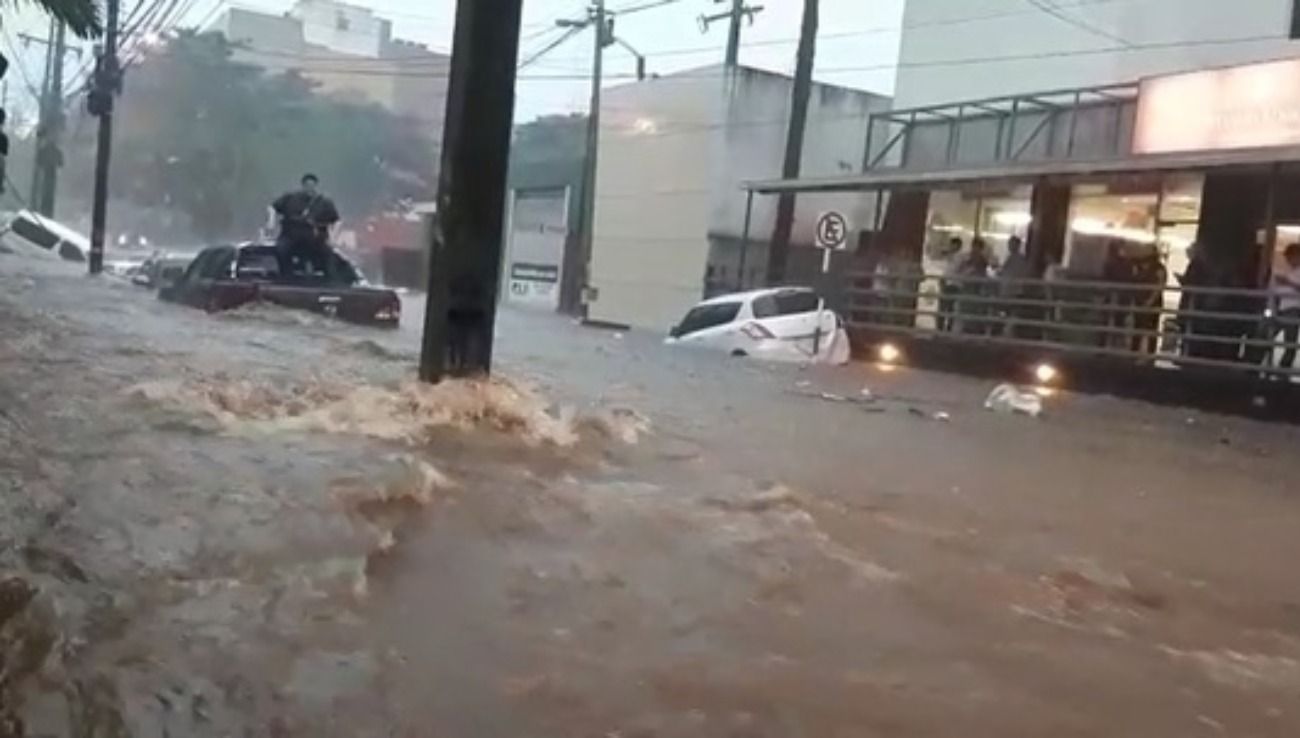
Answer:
[
  {"xmin": 713, "ymin": 69, "xmax": 887, "ymax": 248},
  {"xmin": 291, "ymin": 0, "xmax": 389, "ymax": 59},
  {"xmin": 589, "ymin": 66, "xmax": 890, "ymax": 330},
  {"xmin": 895, "ymin": 0, "xmax": 1299, "ymax": 109},
  {"xmin": 589, "ymin": 71, "xmax": 724, "ymax": 330}
]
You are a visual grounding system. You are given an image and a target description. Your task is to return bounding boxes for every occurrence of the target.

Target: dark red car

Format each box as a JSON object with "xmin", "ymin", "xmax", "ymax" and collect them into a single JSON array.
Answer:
[{"xmin": 159, "ymin": 243, "xmax": 401, "ymax": 327}]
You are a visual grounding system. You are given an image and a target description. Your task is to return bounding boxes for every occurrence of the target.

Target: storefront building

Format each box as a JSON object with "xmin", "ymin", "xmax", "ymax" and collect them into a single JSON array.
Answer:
[{"xmin": 745, "ymin": 53, "xmax": 1300, "ymax": 382}]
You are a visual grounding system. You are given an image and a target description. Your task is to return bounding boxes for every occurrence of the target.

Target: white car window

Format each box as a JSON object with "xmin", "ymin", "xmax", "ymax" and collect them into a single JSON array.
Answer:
[
  {"xmin": 751, "ymin": 295, "xmax": 778, "ymax": 319},
  {"xmin": 673, "ymin": 302, "xmax": 741, "ymax": 337},
  {"xmin": 773, "ymin": 291, "xmax": 820, "ymax": 316}
]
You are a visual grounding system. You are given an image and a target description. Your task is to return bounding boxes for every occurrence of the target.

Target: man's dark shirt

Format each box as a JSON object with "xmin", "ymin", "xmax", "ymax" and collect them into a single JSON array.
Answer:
[{"xmin": 273, "ymin": 190, "xmax": 340, "ymax": 244}]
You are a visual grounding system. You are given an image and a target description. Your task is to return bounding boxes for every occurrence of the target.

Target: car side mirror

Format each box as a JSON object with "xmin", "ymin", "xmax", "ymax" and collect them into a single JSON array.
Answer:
[{"xmin": 669, "ymin": 324, "xmax": 683, "ymax": 338}]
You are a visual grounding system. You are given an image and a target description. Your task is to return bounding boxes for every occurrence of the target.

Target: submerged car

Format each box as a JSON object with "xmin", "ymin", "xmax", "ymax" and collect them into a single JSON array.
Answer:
[
  {"xmin": 1, "ymin": 210, "xmax": 91, "ymax": 262},
  {"xmin": 666, "ymin": 287, "xmax": 850, "ymax": 365},
  {"xmin": 133, "ymin": 252, "xmax": 196, "ymax": 290},
  {"xmin": 159, "ymin": 243, "xmax": 401, "ymax": 327}
]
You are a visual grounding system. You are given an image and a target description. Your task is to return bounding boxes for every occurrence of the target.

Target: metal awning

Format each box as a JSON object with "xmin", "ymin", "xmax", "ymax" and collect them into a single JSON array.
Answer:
[{"xmin": 744, "ymin": 145, "xmax": 1300, "ymax": 195}]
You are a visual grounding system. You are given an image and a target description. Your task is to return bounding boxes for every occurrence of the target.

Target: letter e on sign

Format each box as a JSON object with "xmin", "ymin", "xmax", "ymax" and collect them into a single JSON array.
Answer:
[{"xmin": 815, "ymin": 211, "xmax": 849, "ymax": 250}]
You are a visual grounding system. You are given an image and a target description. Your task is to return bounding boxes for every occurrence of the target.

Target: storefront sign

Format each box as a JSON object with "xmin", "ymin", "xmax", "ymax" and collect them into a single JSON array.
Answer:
[
  {"xmin": 508, "ymin": 262, "xmax": 560, "ymax": 308},
  {"xmin": 1134, "ymin": 58, "xmax": 1300, "ymax": 155}
]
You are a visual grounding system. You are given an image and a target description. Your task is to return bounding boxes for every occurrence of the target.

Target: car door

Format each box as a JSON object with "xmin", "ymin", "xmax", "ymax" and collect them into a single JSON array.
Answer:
[{"xmin": 182, "ymin": 247, "xmax": 250, "ymax": 310}]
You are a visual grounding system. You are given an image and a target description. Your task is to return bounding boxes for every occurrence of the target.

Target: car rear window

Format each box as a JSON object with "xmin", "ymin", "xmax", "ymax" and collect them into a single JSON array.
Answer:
[
  {"xmin": 675, "ymin": 302, "xmax": 741, "ymax": 337},
  {"xmin": 237, "ymin": 250, "xmax": 281, "ymax": 279},
  {"xmin": 773, "ymin": 291, "xmax": 820, "ymax": 316}
]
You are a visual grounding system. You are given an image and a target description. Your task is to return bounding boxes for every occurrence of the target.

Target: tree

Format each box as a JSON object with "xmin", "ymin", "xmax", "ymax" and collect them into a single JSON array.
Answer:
[
  {"xmin": 3, "ymin": 0, "xmax": 100, "ymax": 37},
  {"xmin": 512, "ymin": 113, "xmax": 588, "ymax": 167},
  {"xmin": 766, "ymin": 0, "xmax": 818, "ymax": 285},
  {"xmin": 59, "ymin": 30, "xmax": 438, "ymax": 240}
]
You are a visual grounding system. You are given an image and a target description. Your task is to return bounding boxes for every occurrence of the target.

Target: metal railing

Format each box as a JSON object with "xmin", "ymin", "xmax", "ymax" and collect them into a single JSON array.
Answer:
[{"xmin": 847, "ymin": 272, "xmax": 1300, "ymax": 377}]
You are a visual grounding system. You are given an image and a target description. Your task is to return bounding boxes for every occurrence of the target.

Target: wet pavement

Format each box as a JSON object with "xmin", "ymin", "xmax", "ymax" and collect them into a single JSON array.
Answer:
[{"xmin": 3, "ymin": 249, "xmax": 1300, "ymax": 736}]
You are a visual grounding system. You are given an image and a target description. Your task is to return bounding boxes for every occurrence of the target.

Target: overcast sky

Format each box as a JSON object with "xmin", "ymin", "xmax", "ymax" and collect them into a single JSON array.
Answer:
[{"xmin": 2, "ymin": 0, "xmax": 906, "ymax": 122}]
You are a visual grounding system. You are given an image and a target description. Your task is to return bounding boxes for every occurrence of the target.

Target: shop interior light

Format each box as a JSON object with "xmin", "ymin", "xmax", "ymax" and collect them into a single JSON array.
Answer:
[
  {"xmin": 878, "ymin": 342, "xmax": 902, "ymax": 364},
  {"xmin": 992, "ymin": 211, "xmax": 1033, "ymax": 227},
  {"xmin": 1070, "ymin": 217, "xmax": 1157, "ymax": 245}
]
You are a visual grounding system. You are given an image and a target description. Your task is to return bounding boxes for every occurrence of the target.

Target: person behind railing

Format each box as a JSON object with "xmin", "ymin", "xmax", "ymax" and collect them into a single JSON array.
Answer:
[
  {"xmin": 1177, "ymin": 241, "xmax": 1215, "ymax": 358},
  {"xmin": 997, "ymin": 235, "xmax": 1033, "ymax": 337},
  {"xmin": 872, "ymin": 252, "xmax": 923, "ymax": 327},
  {"xmin": 1102, "ymin": 241, "xmax": 1137, "ymax": 350},
  {"xmin": 1040, "ymin": 254, "xmax": 1067, "ymax": 342},
  {"xmin": 937, "ymin": 237, "xmax": 964, "ymax": 332},
  {"xmin": 957, "ymin": 237, "xmax": 996, "ymax": 334},
  {"xmin": 1269, "ymin": 243, "xmax": 1300, "ymax": 373},
  {"xmin": 1130, "ymin": 245, "xmax": 1167, "ymax": 354}
]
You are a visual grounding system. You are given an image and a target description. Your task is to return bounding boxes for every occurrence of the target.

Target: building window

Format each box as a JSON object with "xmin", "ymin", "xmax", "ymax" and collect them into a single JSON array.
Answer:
[
  {"xmin": 336, "ymin": 12, "xmax": 350, "ymax": 31},
  {"xmin": 1292, "ymin": 0, "xmax": 1300, "ymax": 39}
]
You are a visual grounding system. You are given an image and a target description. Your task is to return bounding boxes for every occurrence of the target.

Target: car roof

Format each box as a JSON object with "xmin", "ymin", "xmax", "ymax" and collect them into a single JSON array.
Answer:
[{"xmin": 697, "ymin": 286, "xmax": 816, "ymax": 306}]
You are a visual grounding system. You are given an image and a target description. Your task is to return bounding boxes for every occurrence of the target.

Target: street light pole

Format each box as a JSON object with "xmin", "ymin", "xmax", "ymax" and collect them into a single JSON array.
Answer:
[
  {"xmin": 418, "ymin": 0, "xmax": 525, "ymax": 381},
  {"xmin": 699, "ymin": 0, "xmax": 763, "ymax": 68}
]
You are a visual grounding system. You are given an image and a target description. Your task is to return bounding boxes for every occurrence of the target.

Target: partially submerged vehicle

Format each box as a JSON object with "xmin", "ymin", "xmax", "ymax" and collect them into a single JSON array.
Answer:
[
  {"xmin": 159, "ymin": 243, "xmax": 401, "ymax": 327},
  {"xmin": 666, "ymin": 287, "xmax": 851, "ymax": 365},
  {"xmin": 1, "ymin": 210, "xmax": 91, "ymax": 262}
]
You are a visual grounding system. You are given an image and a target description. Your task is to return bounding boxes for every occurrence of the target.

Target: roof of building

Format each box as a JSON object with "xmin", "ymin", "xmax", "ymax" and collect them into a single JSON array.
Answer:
[
  {"xmin": 744, "ymin": 144, "xmax": 1300, "ymax": 195},
  {"xmin": 608, "ymin": 62, "xmax": 890, "ymax": 101}
]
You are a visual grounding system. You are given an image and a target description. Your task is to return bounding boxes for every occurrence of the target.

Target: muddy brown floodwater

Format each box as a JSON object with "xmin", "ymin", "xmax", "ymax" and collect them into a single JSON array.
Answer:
[{"xmin": 3, "ymin": 250, "xmax": 1300, "ymax": 737}]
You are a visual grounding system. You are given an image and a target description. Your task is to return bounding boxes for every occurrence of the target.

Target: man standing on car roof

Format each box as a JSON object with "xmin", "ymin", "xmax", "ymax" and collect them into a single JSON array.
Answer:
[{"xmin": 269, "ymin": 173, "xmax": 340, "ymax": 281}]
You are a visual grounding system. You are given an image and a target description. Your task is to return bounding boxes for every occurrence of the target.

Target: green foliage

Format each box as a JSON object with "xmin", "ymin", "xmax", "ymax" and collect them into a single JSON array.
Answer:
[
  {"xmin": 6, "ymin": 0, "xmax": 101, "ymax": 38},
  {"xmin": 512, "ymin": 113, "xmax": 587, "ymax": 168},
  {"xmin": 77, "ymin": 30, "xmax": 436, "ymax": 239}
]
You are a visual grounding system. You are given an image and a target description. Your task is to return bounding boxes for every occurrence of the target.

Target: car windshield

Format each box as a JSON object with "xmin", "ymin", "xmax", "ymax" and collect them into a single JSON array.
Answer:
[{"xmin": 673, "ymin": 301, "xmax": 741, "ymax": 337}]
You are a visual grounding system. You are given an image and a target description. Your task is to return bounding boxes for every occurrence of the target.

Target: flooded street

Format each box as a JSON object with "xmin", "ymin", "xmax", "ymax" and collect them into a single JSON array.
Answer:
[{"xmin": 4, "ymin": 251, "xmax": 1300, "ymax": 736}]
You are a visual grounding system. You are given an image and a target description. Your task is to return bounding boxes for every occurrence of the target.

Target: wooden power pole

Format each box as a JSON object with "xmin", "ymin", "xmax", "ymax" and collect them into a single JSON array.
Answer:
[
  {"xmin": 766, "ymin": 0, "xmax": 818, "ymax": 285},
  {"xmin": 419, "ymin": 0, "xmax": 525, "ymax": 381}
]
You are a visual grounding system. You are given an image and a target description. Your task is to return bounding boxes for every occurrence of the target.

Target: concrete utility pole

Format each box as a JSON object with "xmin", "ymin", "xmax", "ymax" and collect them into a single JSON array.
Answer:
[
  {"xmin": 31, "ymin": 20, "xmax": 67, "ymax": 217},
  {"xmin": 766, "ymin": 0, "xmax": 817, "ymax": 285},
  {"xmin": 699, "ymin": 0, "xmax": 763, "ymax": 68},
  {"xmin": 88, "ymin": 0, "xmax": 121, "ymax": 275},
  {"xmin": 557, "ymin": 0, "xmax": 611, "ymax": 319},
  {"xmin": 418, "ymin": 0, "xmax": 525, "ymax": 381}
]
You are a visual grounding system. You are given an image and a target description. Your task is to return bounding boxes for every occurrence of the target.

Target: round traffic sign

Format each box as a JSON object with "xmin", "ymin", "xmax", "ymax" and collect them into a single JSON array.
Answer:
[{"xmin": 815, "ymin": 211, "xmax": 849, "ymax": 250}]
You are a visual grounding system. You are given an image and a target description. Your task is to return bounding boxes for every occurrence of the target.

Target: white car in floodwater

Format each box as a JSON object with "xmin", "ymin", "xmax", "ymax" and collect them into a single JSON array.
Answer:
[{"xmin": 665, "ymin": 287, "xmax": 851, "ymax": 365}]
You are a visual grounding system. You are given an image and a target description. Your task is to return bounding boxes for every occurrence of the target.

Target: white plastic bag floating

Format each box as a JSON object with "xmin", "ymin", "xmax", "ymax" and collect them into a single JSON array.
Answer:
[
  {"xmin": 818, "ymin": 327, "xmax": 852, "ymax": 366},
  {"xmin": 983, "ymin": 383, "xmax": 1042, "ymax": 418}
]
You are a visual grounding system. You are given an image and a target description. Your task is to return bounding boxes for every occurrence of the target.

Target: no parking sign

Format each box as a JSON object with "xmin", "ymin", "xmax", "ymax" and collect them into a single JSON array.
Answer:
[{"xmin": 815, "ymin": 211, "xmax": 850, "ymax": 250}]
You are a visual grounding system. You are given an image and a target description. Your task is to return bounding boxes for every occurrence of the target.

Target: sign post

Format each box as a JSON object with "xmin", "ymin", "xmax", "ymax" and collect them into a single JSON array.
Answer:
[{"xmin": 812, "ymin": 211, "xmax": 849, "ymax": 356}]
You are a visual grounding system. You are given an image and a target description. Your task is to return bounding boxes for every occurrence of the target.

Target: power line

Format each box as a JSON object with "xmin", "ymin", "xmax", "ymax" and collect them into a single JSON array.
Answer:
[
  {"xmin": 193, "ymin": 0, "xmax": 1142, "ymax": 70},
  {"xmin": 246, "ymin": 30, "xmax": 1284, "ymax": 82},
  {"xmin": 608, "ymin": 0, "xmax": 684, "ymax": 16},
  {"xmin": 1026, "ymin": 0, "xmax": 1132, "ymax": 47},
  {"xmin": 519, "ymin": 26, "xmax": 583, "ymax": 69},
  {"xmin": 1, "ymin": 29, "xmax": 47, "ymax": 101}
]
